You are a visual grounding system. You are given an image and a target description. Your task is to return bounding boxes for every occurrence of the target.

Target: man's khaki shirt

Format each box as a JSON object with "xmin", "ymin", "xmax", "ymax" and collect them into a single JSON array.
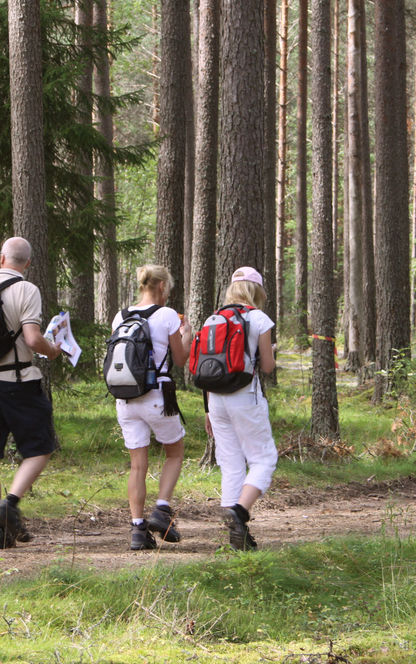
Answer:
[{"xmin": 0, "ymin": 268, "xmax": 42, "ymax": 382}]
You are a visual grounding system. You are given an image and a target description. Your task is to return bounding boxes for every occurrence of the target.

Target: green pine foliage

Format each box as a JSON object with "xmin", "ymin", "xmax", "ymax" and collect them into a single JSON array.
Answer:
[{"xmin": 0, "ymin": 0, "xmax": 153, "ymax": 282}]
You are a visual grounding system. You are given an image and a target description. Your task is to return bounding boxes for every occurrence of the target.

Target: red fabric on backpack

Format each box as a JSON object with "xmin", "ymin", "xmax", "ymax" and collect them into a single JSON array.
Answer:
[{"xmin": 190, "ymin": 305, "xmax": 255, "ymax": 394}]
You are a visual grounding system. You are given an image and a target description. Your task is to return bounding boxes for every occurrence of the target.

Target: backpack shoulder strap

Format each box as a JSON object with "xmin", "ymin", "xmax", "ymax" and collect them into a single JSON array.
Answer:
[
  {"xmin": 121, "ymin": 304, "xmax": 161, "ymax": 321},
  {"xmin": 0, "ymin": 276, "xmax": 23, "ymax": 294}
]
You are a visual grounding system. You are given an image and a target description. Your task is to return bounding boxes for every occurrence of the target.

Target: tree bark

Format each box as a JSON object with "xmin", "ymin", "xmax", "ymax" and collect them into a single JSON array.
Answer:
[
  {"xmin": 183, "ymin": 1, "xmax": 195, "ymax": 313},
  {"xmin": 310, "ymin": 0, "xmax": 339, "ymax": 440},
  {"xmin": 155, "ymin": 0, "xmax": 187, "ymax": 315},
  {"xmin": 216, "ymin": 0, "xmax": 264, "ymax": 302},
  {"xmin": 346, "ymin": 0, "xmax": 364, "ymax": 372},
  {"xmin": 359, "ymin": 0, "xmax": 376, "ymax": 364},
  {"xmin": 263, "ymin": 0, "xmax": 277, "ymax": 331},
  {"xmin": 8, "ymin": 0, "xmax": 48, "ymax": 323},
  {"xmin": 331, "ymin": 0, "xmax": 340, "ymax": 304},
  {"xmin": 295, "ymin": 0, "xmax": 308, "ymax": 348},
  {"xmin": 189, "ymin": 0, "xmax": 219, "ymax": 331},
  {"xmin": 70, "ymin": 0, "xmax": 95, "ymax": 325},
  {"xmin": 151, "ymin": 4, "xmax": 160, "ymax": 134},
  {"xmin": 94, "ymin": 0, "xmax": 118, "ymax": 326},
  {"xmin": 374, "ymin": 0, "xmax": 410, "ymax": 400},
  {"xmin": 276, "ymin": 0, "xmax": 288, "ymax": 327}
]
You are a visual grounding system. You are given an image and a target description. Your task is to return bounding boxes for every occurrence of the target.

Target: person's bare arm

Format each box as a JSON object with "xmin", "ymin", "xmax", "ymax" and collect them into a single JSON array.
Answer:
[
  {"xmin": 258, "ymin": 329, "xmax": 276, "ymax": 374},
  {"xmin": 22, "ymin": 323, "xmax": 61, "ymax": 360},
  {"xmin": 169, "ymin": 318, "xmax": 192, "ymax": 368}
]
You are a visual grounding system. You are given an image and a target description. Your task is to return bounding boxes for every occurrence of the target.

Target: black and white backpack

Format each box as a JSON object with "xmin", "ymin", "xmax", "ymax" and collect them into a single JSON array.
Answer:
[{"xmin": 103, "ymin": 305, "xmax": 167, "ymax": 400}]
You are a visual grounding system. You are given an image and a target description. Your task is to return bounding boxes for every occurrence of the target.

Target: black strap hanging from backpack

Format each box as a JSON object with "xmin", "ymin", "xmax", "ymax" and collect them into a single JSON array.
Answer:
[{"xmin": 0, "ymin": 277, "xmax": 32, "ymax": 382}]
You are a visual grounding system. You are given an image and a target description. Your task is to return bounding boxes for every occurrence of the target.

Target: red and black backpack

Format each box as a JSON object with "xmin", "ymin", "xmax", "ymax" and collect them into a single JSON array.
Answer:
[{"xmin": 189, "ymin": 305, "xmax": 256, "ymax": 394}]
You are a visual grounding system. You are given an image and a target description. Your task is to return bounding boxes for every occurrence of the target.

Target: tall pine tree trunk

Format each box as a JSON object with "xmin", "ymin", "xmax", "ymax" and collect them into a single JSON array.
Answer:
[
  {"xmin": 216, "ymin": 0, "xmax": 264, "ymax": 300},
  {"xmin": 374, "ymin": 0, "xmax": 410, "ymax": 400},
  {"xmin": 183, "ymin": 1, "xmax": 195, "ymax": 312},
  {"xmin": 8, "ymin": 0, "xmax": 48, "ymax": 321},
  {"xmin": 263, "ymin": 0, "xmax": 277, "ymax": 329},
  {"xmin": 156, "ymin": 0, "xmax": 187, "ymax": 314},
  {"xmin": 310, "ymin": 0, "xmax": 339, "ymax": 440},
  {"xmin": 151, "ymin": 4, "xmax": 160, "ymax": 134},
  {"xmin": 189, "ymin": 0, "xmax": 219, "ymax": 331},
  {"xmin": 94, "ymin": 0, "xmax": 118, "ymax": 326},
  {"xmin": 331, "ymin": 0, "xmax": 340, "ymax": 304},
  {"xmin": 346, "ymin": 0, "xmax": 364, "ymax": 372},
  {"xmin": 70, "ymin": 0, "xmax": 95, "ymax": 325},
  {"xmin": 295, "ymin": 0, "xmax": 308, "ymax": 348},
  {"xmin": 276, "ymin": 0, "xmax": 288, "ymax": 327},
  {"xmin": 359, "ymin": 0, "xmax": 376, "ymax": 364}
]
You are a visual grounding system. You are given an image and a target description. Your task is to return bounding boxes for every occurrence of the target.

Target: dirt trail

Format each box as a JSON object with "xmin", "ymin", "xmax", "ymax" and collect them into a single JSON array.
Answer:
[{"xmin": 2, "ymin": 477, "xmax": 416, "ymax": 577}]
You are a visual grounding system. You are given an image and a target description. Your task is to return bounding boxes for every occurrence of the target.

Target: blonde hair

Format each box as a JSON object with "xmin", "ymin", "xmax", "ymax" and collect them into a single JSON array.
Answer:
[
  {"xmin": 137, "ymin": 264, "xmax": 174, "ymax": 297},
  {"xmin": 224, "ymin": 280, "xmax": 266, "ymax": 309}
]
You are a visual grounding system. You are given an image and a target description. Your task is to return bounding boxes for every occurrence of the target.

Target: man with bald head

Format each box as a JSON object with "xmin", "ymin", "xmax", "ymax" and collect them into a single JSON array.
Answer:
[{"xmin": 0, "ymin": 237, "xmax": 61, "ymax": 547}]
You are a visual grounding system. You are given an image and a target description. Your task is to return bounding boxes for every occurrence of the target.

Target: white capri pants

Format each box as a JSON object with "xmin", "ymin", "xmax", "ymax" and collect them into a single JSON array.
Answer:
[
  {"xmin": 116, "ymin": 388, "xmax": 185, "ymax": 449},
  {"xmin": 208, "ymin": 391, "xmax": 278, "ymax": 507}
]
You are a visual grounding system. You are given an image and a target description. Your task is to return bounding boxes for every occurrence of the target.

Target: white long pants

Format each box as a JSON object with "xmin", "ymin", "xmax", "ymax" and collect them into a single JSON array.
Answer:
[{"xmin": 208, "ymin": 391, "xmax": 278, "ymax": 507}]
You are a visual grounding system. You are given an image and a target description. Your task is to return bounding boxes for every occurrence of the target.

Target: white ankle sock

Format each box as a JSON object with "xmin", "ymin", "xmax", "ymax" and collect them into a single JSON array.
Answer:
[
  {"xmin": 132, "ymin": 518, "xmax": 144, "ymax": 526},
  {"xmin": 156, "ymin": 499, "xmax": 170, "ymax": 508}
]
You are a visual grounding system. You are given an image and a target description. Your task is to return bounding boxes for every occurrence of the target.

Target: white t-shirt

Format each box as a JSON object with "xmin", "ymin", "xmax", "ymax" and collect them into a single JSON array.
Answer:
[
  {"xmin": 0, "ymin": 268, "xmax": 43, "ymax": 382},
  {"xmin": 111, "ymin": 305, "xmax": 181, "ymax": 380},
  {"xmin": 239, "ymin": 308, "xmax": 274, "ymax": 393}
]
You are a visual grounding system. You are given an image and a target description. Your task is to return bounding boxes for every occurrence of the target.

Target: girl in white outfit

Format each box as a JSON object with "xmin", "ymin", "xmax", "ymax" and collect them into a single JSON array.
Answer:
[
  {"xmin": 205, "ymin": 267, "xmax": 278, "ymax": 550},
  {"xmin": 112, "ymin": 265, "xmax": 191, "ymax": 550}
]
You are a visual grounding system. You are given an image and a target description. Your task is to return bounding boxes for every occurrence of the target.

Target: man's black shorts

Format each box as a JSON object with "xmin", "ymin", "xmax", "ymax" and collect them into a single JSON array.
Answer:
[{"xmin": 0, "ymin": 380, "xmax": 56, "ymax": 459}]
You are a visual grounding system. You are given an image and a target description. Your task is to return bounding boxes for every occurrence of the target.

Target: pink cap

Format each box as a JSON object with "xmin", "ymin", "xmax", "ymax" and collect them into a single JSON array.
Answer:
[{"xmin": 231, "ymin": 266, "xmax": 263, "ymax": 286}]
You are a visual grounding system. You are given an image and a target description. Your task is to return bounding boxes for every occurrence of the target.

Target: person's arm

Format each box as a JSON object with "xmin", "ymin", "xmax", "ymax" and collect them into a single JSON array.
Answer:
[
  {"xmin": 258, "ymin": 328, "xmax": 276, "ymax": 374},
  {"xmin": 168, "ymin": 317, "xmax": 192, "ymax": 368},
  {"xmin": 22, "ymin": 323, "xmax": 62, "ymax": 360}
]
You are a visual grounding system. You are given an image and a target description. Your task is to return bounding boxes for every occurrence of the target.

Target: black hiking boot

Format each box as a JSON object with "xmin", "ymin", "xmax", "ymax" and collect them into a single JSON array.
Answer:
[
  {"xmin": 130, "ymin": 520, "xmax": 157, "ymax": 551},
  {"xmin": 16, "ymin": 520, "xmax": 33, "ymax": 543},
  {"xmin": 0, "ymin": 499, "xmax": 21, "ymax": 548},
  {"xmin": 224, "ymin": 507, "xmax": 257, "ymax": 551},
  {"xmin": 148, "ymin": 505, "xmax": 181, "ymax": 543}
]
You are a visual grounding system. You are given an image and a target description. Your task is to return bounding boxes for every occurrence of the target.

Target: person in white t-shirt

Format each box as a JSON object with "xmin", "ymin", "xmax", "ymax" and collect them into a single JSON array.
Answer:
[
  {"xmin": 205, "ymin": 267, "xmax": 278, "ymax": 551},
  {"xmin": 111, "ymin": 264, "xmax": 191, "ymax": 551}
]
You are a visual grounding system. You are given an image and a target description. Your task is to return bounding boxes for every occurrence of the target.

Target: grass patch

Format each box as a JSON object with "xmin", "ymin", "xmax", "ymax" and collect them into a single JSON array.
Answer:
[{"xmin": 1, "ymin": 535, "xmax": 416, "ymax": 662}]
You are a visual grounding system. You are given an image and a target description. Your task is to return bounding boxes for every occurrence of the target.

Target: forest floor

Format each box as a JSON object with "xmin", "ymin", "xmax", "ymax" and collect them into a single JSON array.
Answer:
[{"xmin": 3, "ymin": 475, "xmax": 416, "ymax": 577}]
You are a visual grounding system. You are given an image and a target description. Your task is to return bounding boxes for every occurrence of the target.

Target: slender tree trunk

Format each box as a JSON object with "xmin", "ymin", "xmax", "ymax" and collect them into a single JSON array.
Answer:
[
  {"xmin": 189, "ymin": 0, "xmax": 219, "ymax": 332},
  {"xmin": 276, "ymin": 0, "xmax": 288, "ymax": 327},
  {"xmin": 152, "ymin": 4, "xmax": 160, "ymax": 134},
  {"xmin": 155, "ymin": 0, "xmax": 187, "ymax": 314},
  {"xmin": 310, "ymin": 0, "xmax": 339, "ymax": 440},
  {"xmin": 343, "ymin": 70, "xmax": 350, "ymax": 359},
  {"xmin": 70, "ymin": 0, "xmax": 95, "ymax": 325},
  {"xmin": 263, "ymin": 0, "xmax": 277, "ymax": 330},
  {"xmin": 346, "ymin": 0, "xmax": 364, "ymax": 372},
  {"xmin": 183, "ymin": 1, "xmax": 195, "ymax": 313},
  {"xmin": 8, "ymin": 0, "xmax": 48, "ymax": 322},
  {"xmin": 411, "ymin": 56, "xmax": 416, "ymax": 331},
  {"xmin": 332, "ymin": 0, "xmax": 340, "ymax": 303},
  {"xmin": 94, "ymin": 0, "xmax": 118, "ymax": 326},
  {"xmin": 216, "ymin": 0, "xmax": 264, "ymax": 301},
  {"xmin": 359, "ymin": 0, "xmax": 376, "ymax": 363},
  {"xmin": 295, "ymin": 0, "xmax": 308, "ymax": 348},
  {"xmin": 373, "ymin": 0, "xmax": 410, "ymax": 400}
]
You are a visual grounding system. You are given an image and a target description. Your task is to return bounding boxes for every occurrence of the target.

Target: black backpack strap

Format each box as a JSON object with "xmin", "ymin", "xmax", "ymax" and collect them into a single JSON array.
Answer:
[
  {"xmin": 121, "ymin": 304, "xmax": 161, "ymax": 321},
  {"xmin": 0, "ymin": 276, "xmax": 23, "ymax": 293},
  {"xmin": 0, "ymin": 276, "xmax": 27, "ymax": 382}
]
